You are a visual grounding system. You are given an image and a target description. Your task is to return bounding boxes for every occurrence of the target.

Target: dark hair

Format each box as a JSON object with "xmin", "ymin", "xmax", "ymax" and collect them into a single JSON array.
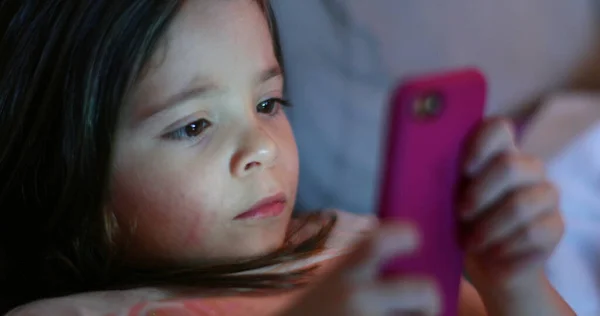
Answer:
[{"xmin": 0, "ymin": 0, "xmax": 333, "ymax": 312}]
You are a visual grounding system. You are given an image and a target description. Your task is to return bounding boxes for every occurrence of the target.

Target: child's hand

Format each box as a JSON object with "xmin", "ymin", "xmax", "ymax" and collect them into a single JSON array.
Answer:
[
  {"xmin": 460, "ymin": 118, "xmax": 564, "ymax": 293},
  {"xmin": 280, "ymin": 224, "xmax": 440, "ymax": 316}
]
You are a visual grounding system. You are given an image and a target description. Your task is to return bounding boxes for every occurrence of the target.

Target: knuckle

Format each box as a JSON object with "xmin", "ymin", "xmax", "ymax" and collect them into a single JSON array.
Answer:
[
  {"xmin": 521, "ymin": 213, "xmax": 565, "ymax": 249},
  {"xmin": 495, "ymin": 153, "xmax": 546, "ymax": 181}
]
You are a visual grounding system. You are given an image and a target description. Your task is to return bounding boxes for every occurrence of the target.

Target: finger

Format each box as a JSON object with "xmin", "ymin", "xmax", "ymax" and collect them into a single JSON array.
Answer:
[
  {"xmin": 460, "ymin": 154, "xmax": 545, "ymax": 221},
  {"xmin": 465, "ymin": 182, "xmax": 559, "ymax": 251},
  {"xmin": 463, "ymin": 118, "xmax": 518, "ymax": 177},
  {"xmin": 473, "ymin": 250, "xmax": 546, "ymax": 284},
  {"xmin": 344, "ymin": 223, "xmax": 419, "ymax": 283},
  {"xmin": 349, "ymin": 278, "xmax": 440, "ymax": 316},
  {"xmin": 488, "ymin": 212, "xmax": 564, "ymax": 259}
]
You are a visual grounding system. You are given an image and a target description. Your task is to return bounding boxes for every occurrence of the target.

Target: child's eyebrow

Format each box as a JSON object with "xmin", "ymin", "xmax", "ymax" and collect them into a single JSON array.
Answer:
[
  {"xmin": 135, "ymin": 65, "xmax": 283, "ymax": 123},
  {"xmin": 135, "ymin": 80, "xmax": 219, "ymax": 123},
  {"xmin": 259, "ymin": 65, "xmax": 282, "ymax": 84}
]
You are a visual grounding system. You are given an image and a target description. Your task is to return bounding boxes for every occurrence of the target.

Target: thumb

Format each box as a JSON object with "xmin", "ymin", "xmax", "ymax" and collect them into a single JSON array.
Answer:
[
  {"xmin": 334, "ymin": 222, "xmax": 420, "ymax": 282},
  {"xmin": 280, "ymin": 223, "xmax": 421, "ymax": 316}
]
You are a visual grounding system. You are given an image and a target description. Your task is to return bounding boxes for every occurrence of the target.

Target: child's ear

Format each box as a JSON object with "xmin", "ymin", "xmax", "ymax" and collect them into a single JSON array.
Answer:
[{"xmin": 102, "ymin": 205, "xmax": 123, "ymax": 248}]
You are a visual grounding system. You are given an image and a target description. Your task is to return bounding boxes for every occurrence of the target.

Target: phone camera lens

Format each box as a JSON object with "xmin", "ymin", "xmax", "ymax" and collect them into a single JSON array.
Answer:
[{"xmin": 414, "ymin": 94, "xmax": 443, "ymax": 118}]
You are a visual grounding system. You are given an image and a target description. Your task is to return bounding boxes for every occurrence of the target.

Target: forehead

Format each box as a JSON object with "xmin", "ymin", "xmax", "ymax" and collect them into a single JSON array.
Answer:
[{"xmin": 129, "ymin": 0, "xmax": 275, "ymax": 107}]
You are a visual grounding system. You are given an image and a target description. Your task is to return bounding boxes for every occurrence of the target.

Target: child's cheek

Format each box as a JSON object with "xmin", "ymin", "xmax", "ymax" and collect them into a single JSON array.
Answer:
[{"xmin": 182, "ymin": 211, "xmax": 211, "ymax": 247}]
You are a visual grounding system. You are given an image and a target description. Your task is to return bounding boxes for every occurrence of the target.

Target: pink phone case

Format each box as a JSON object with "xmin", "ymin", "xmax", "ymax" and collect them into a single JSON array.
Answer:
[{"xmin": 377, "ymin": 68, "xmax": 486, "ymax": 315}]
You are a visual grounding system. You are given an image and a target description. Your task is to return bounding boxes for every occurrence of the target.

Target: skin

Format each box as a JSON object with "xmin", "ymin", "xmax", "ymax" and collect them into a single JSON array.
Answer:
[
  {"xmin": 99, "ymin": 0, "xmax": 573, "ymax": 315},
  {"xmin": 459, "ymin": 120, "xmax": 573, "ymax": 316},
  {"xmin": 281, "ymin": 120, "xmax": 573, "ymax": 316},
  {"xmin": 109, "ymin": 0, "xmax": 298, "ymax": 265}
]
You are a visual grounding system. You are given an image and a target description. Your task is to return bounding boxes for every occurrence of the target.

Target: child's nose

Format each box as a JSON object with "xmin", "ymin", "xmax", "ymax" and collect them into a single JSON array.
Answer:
[{"xmin": 230, "ymin": 127, "xmax": 278, "ymax": 177}]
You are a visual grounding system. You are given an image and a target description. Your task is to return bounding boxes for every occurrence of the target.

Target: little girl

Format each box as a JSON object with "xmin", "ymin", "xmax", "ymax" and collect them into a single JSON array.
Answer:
[{"xmin": 0, "ymin": 0, "xmax": 573, "ymax": 315}]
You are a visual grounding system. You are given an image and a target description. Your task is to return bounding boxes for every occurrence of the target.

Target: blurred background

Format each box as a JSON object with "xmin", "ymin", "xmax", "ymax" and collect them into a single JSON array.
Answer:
[
  {"xmin": 272, "ymin": 0, "xmax": 597, "ymax": 214},
  {"xmin": 272, "ymin": 1, "xmax": 600, "ymax": 314}
]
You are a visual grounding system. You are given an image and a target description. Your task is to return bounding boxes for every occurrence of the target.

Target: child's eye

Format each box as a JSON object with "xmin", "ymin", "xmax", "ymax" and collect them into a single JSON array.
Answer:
[
  {"xmin": 164, "ymin": 118, "xmax": 212, "ymax": 140},
  {"xmin": 256, "ymin": 98, "xmax": 290, "ymax": 116}
]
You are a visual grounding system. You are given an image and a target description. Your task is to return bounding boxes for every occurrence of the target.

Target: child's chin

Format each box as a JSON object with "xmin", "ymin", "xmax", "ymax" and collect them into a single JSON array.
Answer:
[
  {"xmin": 232, "ymin": 232, "xmax": 288, "ymax": 259},
  {"xmin": 174, "ymin": 220, "xmax": 291, "ymax": 264}
]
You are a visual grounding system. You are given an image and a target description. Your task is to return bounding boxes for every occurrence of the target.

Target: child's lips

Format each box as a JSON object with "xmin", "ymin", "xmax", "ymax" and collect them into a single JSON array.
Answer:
[{"xmin": 234, "ymin": 193, "xmax": 287, "ymax": 220}]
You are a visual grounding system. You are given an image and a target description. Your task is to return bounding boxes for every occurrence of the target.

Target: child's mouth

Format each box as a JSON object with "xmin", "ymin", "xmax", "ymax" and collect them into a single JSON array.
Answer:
[{"xmin": 234, "ymin": 193, "xmax": 287, "ymax": 220}]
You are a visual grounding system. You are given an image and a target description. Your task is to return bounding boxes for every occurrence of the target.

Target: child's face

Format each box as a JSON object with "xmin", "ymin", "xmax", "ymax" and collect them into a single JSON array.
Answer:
[{"xmin": 109, "ymin": 0, "xmax": 298, "ymax": 265}]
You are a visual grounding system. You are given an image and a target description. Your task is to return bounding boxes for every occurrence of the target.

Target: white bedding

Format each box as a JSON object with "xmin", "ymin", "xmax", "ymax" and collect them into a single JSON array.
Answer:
[{"xmin": 521, "ymin": 93, "xmax": 600, "ymax": 316}]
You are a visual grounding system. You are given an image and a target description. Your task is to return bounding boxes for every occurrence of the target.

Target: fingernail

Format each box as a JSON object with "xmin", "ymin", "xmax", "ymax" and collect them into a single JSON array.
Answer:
[
  {"xmin": 425, "ymin": 285, "xmax": 442, "ymax": 315},
  {"xmin": 376, "ymin": 226, "xmax": 419, "ymax": 256}
]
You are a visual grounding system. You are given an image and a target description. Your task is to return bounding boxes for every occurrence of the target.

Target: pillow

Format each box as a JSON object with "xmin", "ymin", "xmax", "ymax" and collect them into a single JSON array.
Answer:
[{"xmin": 272, "ymin": 0, "xmax": 597, "ymax": 214}]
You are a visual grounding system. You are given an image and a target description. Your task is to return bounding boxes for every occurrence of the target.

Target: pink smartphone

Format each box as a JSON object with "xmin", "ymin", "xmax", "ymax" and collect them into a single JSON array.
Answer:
[{"xmin": 377, "ymin": 68, "xmax": 486, "ymax": 315}]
